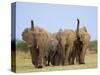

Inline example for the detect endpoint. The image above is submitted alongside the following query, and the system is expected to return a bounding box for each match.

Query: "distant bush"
[89,40,97,53]
[16,40,28,52]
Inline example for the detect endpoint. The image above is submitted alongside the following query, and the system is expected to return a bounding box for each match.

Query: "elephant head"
[22,20,50,68]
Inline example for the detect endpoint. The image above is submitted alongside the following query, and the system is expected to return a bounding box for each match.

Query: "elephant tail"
[31,20,34,31]
[76,18,80,38]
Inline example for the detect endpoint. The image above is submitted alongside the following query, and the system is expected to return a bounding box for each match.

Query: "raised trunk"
[76,18,80,38]
[31,20,34,31]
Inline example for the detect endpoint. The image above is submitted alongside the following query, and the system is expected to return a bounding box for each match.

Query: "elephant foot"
[61,62,65,66]
[37,64,43,68]
[79,62,85,64]
[45,63,49,66]
[68,62,74,65]
[70,61,75,65]
[70,63,74,65]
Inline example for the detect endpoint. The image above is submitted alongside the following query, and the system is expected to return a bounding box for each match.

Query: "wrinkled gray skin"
[22,28,39,68]
[55,19,89,65]
[69,19,90,64]
[70,37,83,64]
[22,20,51,68]
[56,28,76,65]
[77,26,90,64]
[45,39,59,66]
[56,29,66,65]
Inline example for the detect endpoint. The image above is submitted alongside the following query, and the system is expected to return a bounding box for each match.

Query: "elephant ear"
[83,26,87,32]
[31,20,34,31]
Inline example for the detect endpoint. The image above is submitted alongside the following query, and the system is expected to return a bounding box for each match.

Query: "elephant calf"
[45,38,59,66]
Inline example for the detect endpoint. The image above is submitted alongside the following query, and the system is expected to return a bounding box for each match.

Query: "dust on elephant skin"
[22,20,51,68]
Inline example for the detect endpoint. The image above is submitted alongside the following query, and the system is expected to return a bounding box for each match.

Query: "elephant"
[44,38,59,66]
[22,20,51,68]
[56,28,77,65]
[55,18,90,65]
[55,29,67,65]
[63,29,77,65]
[69,19,90,64]
[76,26,90,64]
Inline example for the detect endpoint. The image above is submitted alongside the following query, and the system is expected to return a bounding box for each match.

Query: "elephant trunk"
[31,20,34,31]
[76,18,80,38]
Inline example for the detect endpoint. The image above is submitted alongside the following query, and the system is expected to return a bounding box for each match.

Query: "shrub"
[16,40,28,52]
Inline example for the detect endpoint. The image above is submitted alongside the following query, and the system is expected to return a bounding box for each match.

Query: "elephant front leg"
[65,47,72,65]
[79,45,87,64]
[43,55,50,66]
[29,48,38,68]
[37,48,44,68]
[69,53,75,65]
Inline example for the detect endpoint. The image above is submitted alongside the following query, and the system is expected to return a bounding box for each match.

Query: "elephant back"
[63,29,76,46]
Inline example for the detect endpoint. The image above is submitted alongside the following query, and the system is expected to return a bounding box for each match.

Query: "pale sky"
[12,2,97,41]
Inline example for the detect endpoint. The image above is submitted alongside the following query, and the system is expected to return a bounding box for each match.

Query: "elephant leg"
[44,50,50,66]
[65,46,72,65]
[61,47,65,65]
[29,47,38,68]
[50,56,55,65]
[54,54,60,66]
[72,49,77,64]
[68,52,73,65]
[70,52,75,65]
[50,55,57,66]
[57,50,64,65]
[76,53,80,64]
[71,56,75,64]
[68,53,71,64]
[47,55,50,66]
[61,55,65,65]
[75,47,80,64]
[79,45,86,64]
[43,56,48,66]
[79,52,85,64]
[37,48,44,68]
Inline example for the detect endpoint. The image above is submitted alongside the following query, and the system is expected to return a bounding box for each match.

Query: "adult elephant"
[77,26,90,64]
[56,19,86,65]
[63,29,77,65]
[56,27,76,65]
[70,19,90,64]
[22,20,51,68]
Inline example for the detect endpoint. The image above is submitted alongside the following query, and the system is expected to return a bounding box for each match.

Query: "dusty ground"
[15,51,97,73]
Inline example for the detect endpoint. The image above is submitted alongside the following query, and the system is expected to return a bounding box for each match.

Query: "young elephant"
[45,38,59,66]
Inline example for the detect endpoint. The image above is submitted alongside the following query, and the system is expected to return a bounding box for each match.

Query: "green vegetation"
[16,40,28,52]
[89,40,97,52]
[16,40,97,53]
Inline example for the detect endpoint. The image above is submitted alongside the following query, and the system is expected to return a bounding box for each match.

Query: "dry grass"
[15,50,97,73]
